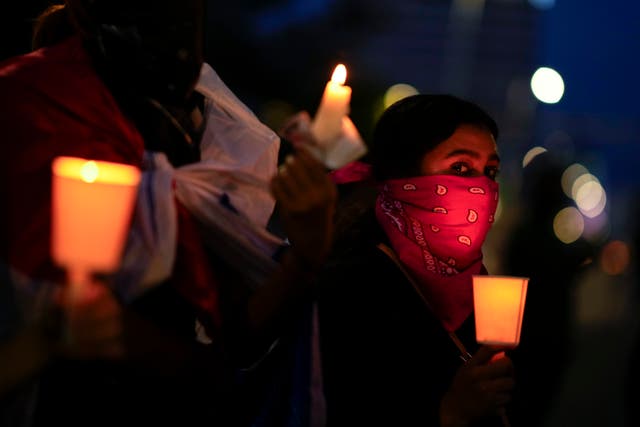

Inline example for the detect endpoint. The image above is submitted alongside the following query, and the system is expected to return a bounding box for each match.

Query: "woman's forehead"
[434,125,498,158]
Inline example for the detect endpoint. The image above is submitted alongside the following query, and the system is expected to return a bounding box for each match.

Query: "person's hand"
[440,346,515,427]
[56,280,125,360]
[270,146,337,271]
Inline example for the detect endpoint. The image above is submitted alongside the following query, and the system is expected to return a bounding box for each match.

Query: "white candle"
[311,64,352,145]
[51,156,141,288]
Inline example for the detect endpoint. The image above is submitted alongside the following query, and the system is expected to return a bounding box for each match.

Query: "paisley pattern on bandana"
[375,174,498,331]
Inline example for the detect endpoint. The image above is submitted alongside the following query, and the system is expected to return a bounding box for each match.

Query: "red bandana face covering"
[375,174,499,331]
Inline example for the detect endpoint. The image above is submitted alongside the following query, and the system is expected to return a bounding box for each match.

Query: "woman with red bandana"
[318,94,515,427]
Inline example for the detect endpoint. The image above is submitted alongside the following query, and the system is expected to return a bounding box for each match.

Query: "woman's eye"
[485,167,500,180]
[451,163,470,175]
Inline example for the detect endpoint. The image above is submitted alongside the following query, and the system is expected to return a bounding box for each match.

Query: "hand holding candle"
[471,276,527,427]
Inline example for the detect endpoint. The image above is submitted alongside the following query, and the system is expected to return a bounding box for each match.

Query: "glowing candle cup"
[52,157,141,290]
[472,275,529,348]
[311,64,352,145]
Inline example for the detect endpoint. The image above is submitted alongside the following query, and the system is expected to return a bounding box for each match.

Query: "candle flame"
[53,156,141,185]
[331,64,347,85]
[80,161,99,183]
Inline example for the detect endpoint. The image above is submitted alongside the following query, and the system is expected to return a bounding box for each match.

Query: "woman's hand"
[440,346,515,427]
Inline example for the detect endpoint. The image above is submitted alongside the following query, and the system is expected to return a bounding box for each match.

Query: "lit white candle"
[51,156,141,290]
[311,64,352,145]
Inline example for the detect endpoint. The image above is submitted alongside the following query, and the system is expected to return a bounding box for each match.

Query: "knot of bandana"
[375,174,498,331]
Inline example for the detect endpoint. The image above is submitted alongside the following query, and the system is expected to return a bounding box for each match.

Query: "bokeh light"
[531,67,565,104]
[600,240,631,276]
[561,163,589,198]
[574,179,606,218]
[553,206,584,244]
[522,146,547,167]
[571,173,598,200]
[383,83,419,109]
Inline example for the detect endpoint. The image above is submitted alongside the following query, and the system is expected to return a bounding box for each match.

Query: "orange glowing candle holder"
[311,64,352,145]
[472,275,529,348]
[51,156,141,287]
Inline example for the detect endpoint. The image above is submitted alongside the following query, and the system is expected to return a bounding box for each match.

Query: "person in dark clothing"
[0,1,336,426]
[318,94,515,427]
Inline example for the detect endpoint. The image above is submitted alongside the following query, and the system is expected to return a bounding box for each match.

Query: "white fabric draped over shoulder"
[114,63,284,302]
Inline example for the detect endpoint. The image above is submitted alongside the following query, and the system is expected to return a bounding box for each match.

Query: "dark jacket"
[318,209,506,426]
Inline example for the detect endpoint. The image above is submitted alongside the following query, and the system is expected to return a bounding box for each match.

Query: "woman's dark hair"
[370,94,499,181]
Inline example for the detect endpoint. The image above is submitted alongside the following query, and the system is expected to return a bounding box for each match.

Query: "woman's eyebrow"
[444,149,500,162]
